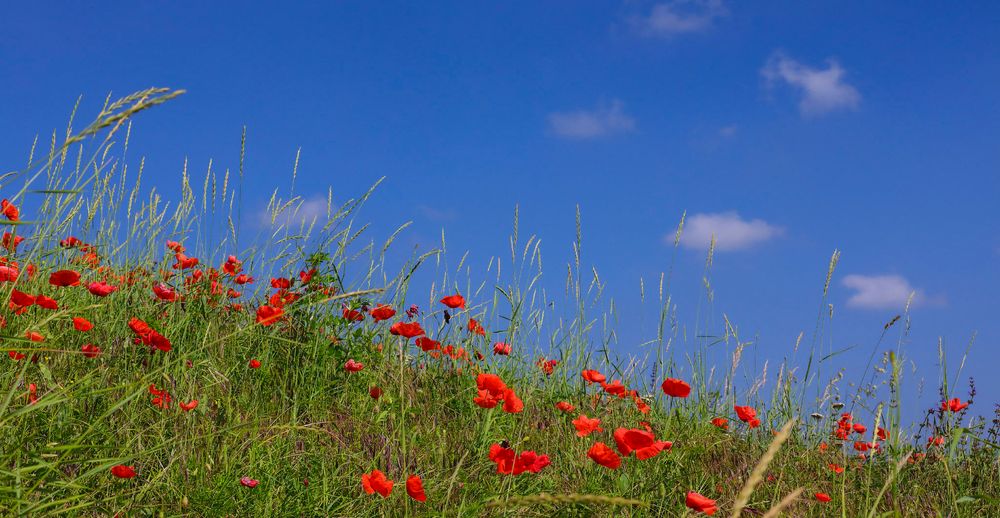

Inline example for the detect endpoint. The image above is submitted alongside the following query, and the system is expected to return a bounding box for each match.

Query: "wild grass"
[0,89,997,516]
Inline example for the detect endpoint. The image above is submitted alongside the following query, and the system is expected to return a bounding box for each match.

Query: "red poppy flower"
[81,344,102,358]
[581,369,606,384]
[492,342,512,355]
[473,389,501,409]
[415,336,440,352]
[572,414,603,437]
[342,307,365,322]
[369,386,383,400]
[928,436,945,447]
[390,321,425,339]
[35,295,58,310]
[587,442,622,470]
[2,232,24,251]
[249,358,261,369]
[815,492,831,502]
[711,417,729,430]
[613,427,672,459]
[25,331,44,342]
[406,475,427,502]
[369,304,396,321]
[537,358,558,375]
[256,305,284,326]
[686,491,718,515]
[828,463,844,474]
[270,277,291,289]
[48,269,81,287]
[87,281,118,297]
[467,318,486,335]
[556,401,575,413]
[152,283,178,301]
[179,400,199,411]
[941,398,969,412]
[1,199,19,221]
[734,405,757,423]
[361,469,393,497]
[876,427,888,441]
[111,465,136,479]
[440,294,465,309]
[240,476,259,488]
[10,289,35,307]
[127,317,171,352]
[601,380,627,397]
[488,443,551,475]
[344,359,364,372]
[73,317,93,332]
[8,350,25,361]
[661,377,691,398]
[502,389,524,414]
[0,265,19,282]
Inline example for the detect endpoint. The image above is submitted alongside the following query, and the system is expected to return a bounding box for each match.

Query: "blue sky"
[2,2,998,417]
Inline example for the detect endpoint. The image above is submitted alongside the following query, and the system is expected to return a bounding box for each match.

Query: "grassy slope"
[1,90,997,516]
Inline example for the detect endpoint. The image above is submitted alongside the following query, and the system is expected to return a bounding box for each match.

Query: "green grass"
[0,88,997,516]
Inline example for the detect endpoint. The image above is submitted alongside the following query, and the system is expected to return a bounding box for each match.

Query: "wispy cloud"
[676,211,783,251]
[417,204,459,223]
[260,194,329,227]
[547,99,636,140]
[629,0,728,37]
[841,274,941,310]
[761,52,861,117]
[718,124,738,137]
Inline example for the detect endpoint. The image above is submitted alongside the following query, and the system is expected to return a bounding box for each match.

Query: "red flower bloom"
[661,377,691,398]
[10,289,35,307]
[415,336,440,351]
[601,380,627,397]
[613,427,672,460]
[49,269,81,287]
[815,492,831,502]
[110,465,136,479]
[572,414,603,437]
[87,281,117,297]
[361,469,393,497]
[685,491,718,516]
[1,199,19,221]
[711,417,729,430]
[941,398,969,412]
[467,318,486,335]
[249,358,261,369]
[492,342,512,355]
[440,294,466,309]
[240,476,259,488]
[152,283,178,301]
[734,405,757,423]
[73,317,93,331]
[556,401,575,413]
[34,295,57,310]
[587,442,622,469]
[390,321,425,339]
[8,350,25,361]
[501,389,524,414]
[342,307,365,322]
[344,359,364,372]
[406,475,427,502]
[488,443,550,475]
[25,331,44,342]
[369,386,383,400]
[581,369,606,384]
[369,304,396,321]
[828,463,844,474]
[256,305,284,326]
[80,344,102,358]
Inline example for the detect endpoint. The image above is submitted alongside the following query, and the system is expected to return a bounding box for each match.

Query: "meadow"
[0,88,996,516]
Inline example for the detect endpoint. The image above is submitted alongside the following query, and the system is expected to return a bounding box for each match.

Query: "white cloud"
[677,212,783,251]
[261,194,328,227]
[417,204,458,222]
[761,52,861,117]
[630,0,728,37]
[841,274,940,310]
[547,99,636,139]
